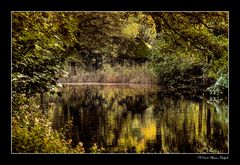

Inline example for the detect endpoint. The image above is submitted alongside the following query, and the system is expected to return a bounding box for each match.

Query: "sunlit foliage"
[12,12,73,96]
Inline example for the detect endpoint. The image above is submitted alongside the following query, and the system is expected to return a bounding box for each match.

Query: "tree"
[149,12,228,78]
[147,12,228,94]
[12,12,74,96]
[65,12,156,69]
[67,12,127,68]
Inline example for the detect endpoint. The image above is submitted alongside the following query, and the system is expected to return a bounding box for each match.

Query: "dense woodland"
[12,12,228,153]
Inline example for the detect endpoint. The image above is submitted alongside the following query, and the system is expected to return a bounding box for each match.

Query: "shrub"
[89,143,105,153]
[207,73,228,96]
[12,94,84,153]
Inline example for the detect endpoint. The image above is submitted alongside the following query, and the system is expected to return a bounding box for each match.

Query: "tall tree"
[149,12,228,79]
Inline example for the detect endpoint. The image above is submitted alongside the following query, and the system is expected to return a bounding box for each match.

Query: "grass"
[58,63,158,84]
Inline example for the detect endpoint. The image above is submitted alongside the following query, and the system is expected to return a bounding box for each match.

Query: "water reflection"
[47,85,228,153]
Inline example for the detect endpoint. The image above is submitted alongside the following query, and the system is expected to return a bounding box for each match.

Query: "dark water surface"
[45,84,228,153]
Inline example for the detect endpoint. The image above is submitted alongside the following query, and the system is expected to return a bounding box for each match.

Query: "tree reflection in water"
[47,85,228,153]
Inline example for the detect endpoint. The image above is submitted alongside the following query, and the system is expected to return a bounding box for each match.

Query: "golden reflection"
[116,107,157,153]
[47,85,228,153]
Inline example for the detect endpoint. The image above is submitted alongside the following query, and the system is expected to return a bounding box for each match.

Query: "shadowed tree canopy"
[148,12,228,79]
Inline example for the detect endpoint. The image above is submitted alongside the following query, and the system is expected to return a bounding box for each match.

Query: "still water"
[45,84,228,153]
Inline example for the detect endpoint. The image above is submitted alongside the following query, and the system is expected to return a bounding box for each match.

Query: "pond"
[44,84,228,153]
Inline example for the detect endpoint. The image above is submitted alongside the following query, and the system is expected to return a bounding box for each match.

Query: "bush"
[12,94,85,153]
[207,74,228,96]
[89,143,105,153]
